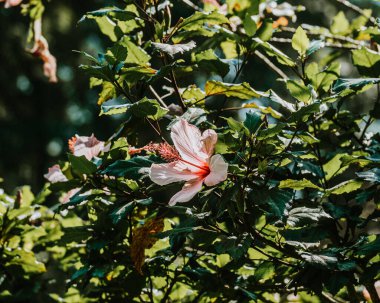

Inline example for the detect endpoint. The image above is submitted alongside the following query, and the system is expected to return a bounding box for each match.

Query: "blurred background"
[0,0,379,192]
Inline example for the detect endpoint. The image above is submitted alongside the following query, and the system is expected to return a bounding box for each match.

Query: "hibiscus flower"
[44,164,68,183]
[149,119,228,205]
[68,134,109,161]
[0,0,22,8]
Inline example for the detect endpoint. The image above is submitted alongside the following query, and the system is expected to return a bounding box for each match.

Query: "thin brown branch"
[254,50,289,80]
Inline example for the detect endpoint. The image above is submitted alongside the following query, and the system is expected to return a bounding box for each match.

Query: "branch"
[335,0,377,25]
[149,85,169,109]
[179,0,203,12]
[254,50,289,80]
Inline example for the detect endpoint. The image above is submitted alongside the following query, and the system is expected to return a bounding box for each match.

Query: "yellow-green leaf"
[292,27,310,56]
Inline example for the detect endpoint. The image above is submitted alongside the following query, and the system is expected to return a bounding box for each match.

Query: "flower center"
[179,158,210,176]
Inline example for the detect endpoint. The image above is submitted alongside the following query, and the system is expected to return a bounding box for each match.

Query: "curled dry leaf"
[29,19,58,83]
[130,218,164,275]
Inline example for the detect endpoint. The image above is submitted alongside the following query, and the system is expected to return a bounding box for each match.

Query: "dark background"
[0,0,379,192]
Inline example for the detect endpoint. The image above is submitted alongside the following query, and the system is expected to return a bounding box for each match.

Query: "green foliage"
[4,0,380,302]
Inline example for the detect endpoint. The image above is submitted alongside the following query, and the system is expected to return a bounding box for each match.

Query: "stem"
[282,26,366,47]
[366,283,380,303]
[311,116,328,188]
[270,37,361,50]
[160,269,179,303]
[335,0,377,25]
[163,55,186,111]
[179,0,203,12]
[147,274,155,303]
[149,85,169,109]
[359,84,380,143]
[254,50,289,80]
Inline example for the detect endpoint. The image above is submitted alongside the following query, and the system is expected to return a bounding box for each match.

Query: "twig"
[270,37,361,50]
[335,0,377,25]
[282,26,366,47]
[149,85,169,109]
[359,84,380,142]
[162,54,187,111]
[160,269,179,303]
[321,291,348,303]
[254,50,289,80]
[179,0,203,12]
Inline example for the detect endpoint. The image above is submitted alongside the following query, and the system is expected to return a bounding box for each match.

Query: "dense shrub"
[1,0,380,302]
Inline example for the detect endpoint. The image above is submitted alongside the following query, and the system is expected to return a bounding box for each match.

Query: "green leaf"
[182,86,206,104]
[102,157,153,178]
[80,65,113,82]
[356,168,380,183]
[253,38,296,67]
[224,117,244,132]
[288,103,321,123]
[257,123,286,139]
[251,188,293,221]
[323,154,342,181]
[68,154,97,175]
[279,178,323,191]
[266,90,296,112]
[352,47,380,77]
[301,252,338,267]
[5,250,46,273]
[287,207,331,227]
[330,11,350,35]
[306,40,325,57]
[356,237,380,256]
[292,27,310,56]
[79,7,138,23]
[256,19,274,42]
[108,42,128,62]
[243,111,262,134]
[331,78,380,94]
[306,62,341,93]
[101,98,168,119]
[110,201,135,224]
[97,81,116,105]
[129,98,168,119]
[179,11,229,31]
[121,38,151,65]
[194,49,230,77]
[286,80,312,103]
[205,81,262,99]
[94,16,119,42]
[243,14,257,37]
[100,103,131,116]
[327,180,363,195]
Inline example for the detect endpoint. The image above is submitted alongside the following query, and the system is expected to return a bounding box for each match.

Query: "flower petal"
[72,134,105,160]
[171,119,208,165]
[150,161,197,186]
[204,154,228,186]
[169,178,203,205]
[201,129,218,156]
[44,165,68,183]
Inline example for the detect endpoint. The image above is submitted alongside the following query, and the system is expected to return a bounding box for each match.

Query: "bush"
[1,0,380,302]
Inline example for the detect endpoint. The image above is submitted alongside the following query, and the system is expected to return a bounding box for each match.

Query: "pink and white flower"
[68,134,109,160]
[44,164,68,183]
[0,0,22,8]
[149,119,228,205]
